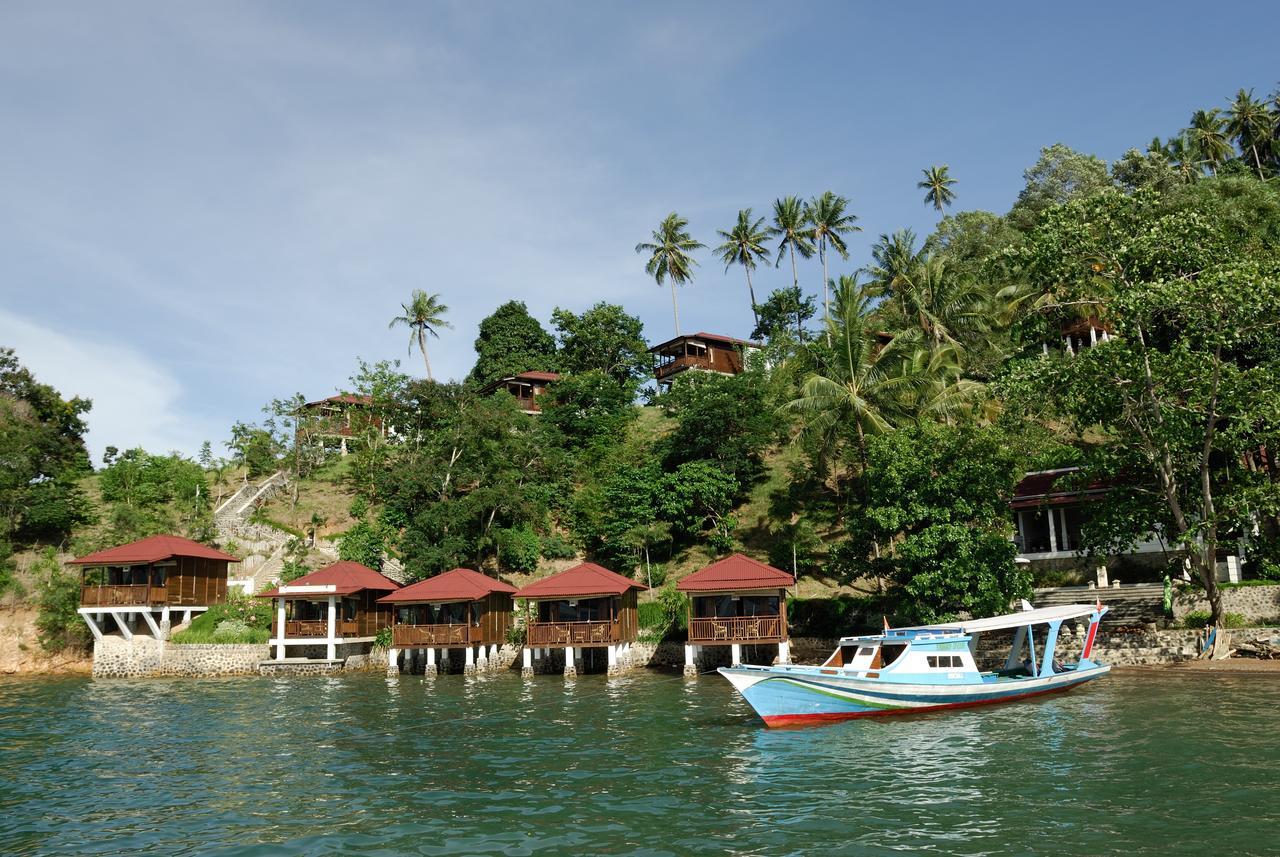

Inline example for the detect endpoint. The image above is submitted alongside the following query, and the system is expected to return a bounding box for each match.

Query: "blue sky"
[1,2,1275,462]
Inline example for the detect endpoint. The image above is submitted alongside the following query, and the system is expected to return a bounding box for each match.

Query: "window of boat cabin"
[878,643,907,668]
[926,655,964,669]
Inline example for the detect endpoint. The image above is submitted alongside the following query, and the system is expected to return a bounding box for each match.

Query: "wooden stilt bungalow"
[70,535,238,641]
[258,561,399,664]
[514,563,644,676]
[676,553,795,674]
[378,568,516,675]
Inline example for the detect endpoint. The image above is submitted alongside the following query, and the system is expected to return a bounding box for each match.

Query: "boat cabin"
[676,553,794,673]
[378,568,516,674]
[258,561,400,663]
[513,562,644,676]
[71,534,238,641]
[649,332,760,388]
[479,371,560,414]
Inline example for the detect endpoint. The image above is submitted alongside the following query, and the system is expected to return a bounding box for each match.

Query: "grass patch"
[1179,610,1249,629]
[171,592,273,644]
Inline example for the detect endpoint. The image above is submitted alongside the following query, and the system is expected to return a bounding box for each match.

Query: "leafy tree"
[550,302,649,384]
[918,165,958,212]
[635,212,704,337]
[468,300,557,386]
[198,441,214,469]
[539,370,635,453]
[591,463,665,569]
[33,548,91,652]
[1111,148,1183,194]
[660,461,739,553]
[1002,186,1280,624]
[769,195,815,294]
[389,290,452,381]
[495,524,541,572]
[97,449,214,544]
[661,366,779,490]
[714,208,771,329]
[1008,144,1111,230]
[751,286,817,343]
[805,192,860,335]
[338,520,387,570]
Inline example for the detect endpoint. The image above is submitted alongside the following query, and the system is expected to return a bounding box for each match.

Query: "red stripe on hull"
[760,682,1082,728]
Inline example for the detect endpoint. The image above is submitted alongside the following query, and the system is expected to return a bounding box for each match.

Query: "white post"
[140,611,163,640]
[387,648,400,675]
[110,611,133,641]
[326,595,337,661]
[82,613,104,643]
[1096,565,1109,589]
[684,643,695,669]
[522,647,533,676]
[476,644,488,670]
[607,644,618,667]
[489,643,499,661]
[778,640,791,664]
[276,598,286,660]
[730,642,742,665]
[1226,555,1241,584]
[160,606,171,638]
[1047,507,1059,553]
[564,646,577,676]
[426,647,437,675]
[464,644,476,674]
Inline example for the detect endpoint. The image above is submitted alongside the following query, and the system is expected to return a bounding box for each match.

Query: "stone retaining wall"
[92,637,269,678]
[1173,585,1280,623]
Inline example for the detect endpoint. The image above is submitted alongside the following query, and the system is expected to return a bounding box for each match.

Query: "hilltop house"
[677,553,795,674]
[649,332,760,388]
[379,567,516,674]
[514,562,644,676]
[258,561,399,665]
[72,535,238,641]
[478,371,560,414]
[296,394,388,455]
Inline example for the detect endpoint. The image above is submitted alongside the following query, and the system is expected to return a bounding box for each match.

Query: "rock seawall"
[1173,584,1280,623]
[93,637,269,678]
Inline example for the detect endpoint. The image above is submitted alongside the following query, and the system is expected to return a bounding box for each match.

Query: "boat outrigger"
[719,603,1110,727]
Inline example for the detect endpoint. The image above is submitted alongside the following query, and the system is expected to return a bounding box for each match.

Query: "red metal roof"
[70,534,238,566]
[303,394,373,408]
[513,562,644,599]
[648,332,763,353]
[258,561,401,598]
[676,553,795,592]
[1011,468,1112,509]
[379,568,517,603]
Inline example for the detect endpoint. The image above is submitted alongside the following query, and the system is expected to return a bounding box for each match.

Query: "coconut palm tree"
[918,165,958,212]
[784,275,907,472]
[636,212,704,337]
[1188,109,1233,176]
[1163,133,1200,184]
[864,229,927,298]
[714,209,771,330]
[806,192,860,339]
[1226,88,1274,179]
[388,290,451,381]
[769,196,815,293]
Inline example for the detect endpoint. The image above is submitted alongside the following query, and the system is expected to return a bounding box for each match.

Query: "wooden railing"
[655,354,718,380]
[688,615,784,644]
[527,620,619,646]
[513,396,542,413]
[277,619,359,638]
[393,624,473,647]
[81,584,168,607]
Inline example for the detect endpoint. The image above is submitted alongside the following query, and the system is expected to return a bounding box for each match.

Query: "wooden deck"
[81,584,168,607]
[527,620,620,647]
[688,615,784,644]
[276,619,359,637]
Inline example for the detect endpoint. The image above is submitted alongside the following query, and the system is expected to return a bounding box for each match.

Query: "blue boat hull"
[719,663,1111,727]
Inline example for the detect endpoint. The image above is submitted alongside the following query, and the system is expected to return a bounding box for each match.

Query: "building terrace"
[478,370,560,414]
[648,332,760,387]
[379,567,516,674]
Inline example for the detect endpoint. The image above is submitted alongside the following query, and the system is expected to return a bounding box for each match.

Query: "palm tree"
[1188,108,1232,176]
[714,209,771,329]
[865,229,927,298]
[388,290,452,380]
[784,275,906,472]
[806,192,860,338]
[636,212,704,337]
[1226,88,1274,179]
[918,165,958,212]
[1163,133,1200,184]
[769,196,815,294]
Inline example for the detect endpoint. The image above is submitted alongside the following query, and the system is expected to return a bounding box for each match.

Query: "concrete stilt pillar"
[275,598,286,661]
[522,647,534,678]
[476,643,488,671]
[425,647,437,677]
[325,596,337,661]
[387,648,401,675]
[777,640,791,665]
[730,642,742,665]
[684,643,699,677]
[564,646,577,677]
[489,643,500,661]
[464,644,476,675]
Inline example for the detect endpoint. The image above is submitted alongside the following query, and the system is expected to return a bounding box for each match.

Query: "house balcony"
[687,615,784,645]
[527,620,620,647]
[275,618,359,638]
[81,584,168,607]
[392,623,477,647]
[655,355,720,381]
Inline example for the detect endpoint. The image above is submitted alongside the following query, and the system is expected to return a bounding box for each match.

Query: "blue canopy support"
[1038,620,1063,678]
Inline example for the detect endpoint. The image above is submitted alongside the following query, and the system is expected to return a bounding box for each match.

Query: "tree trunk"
[745,266,759,332]
[418,328,433,381]
[669,281,681,337]
[821,238,831,347]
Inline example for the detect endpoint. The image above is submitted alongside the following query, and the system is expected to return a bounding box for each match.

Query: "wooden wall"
[168,556,230,606]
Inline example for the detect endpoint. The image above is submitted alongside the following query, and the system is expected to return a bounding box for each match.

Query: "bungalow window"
[1016,504,1088,554]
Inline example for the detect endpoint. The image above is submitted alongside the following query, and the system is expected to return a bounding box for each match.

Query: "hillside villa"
[258,561,400,665]
[649,332,760,388]
[379,567,516,674]
[478,370,560,413]
[676,553,795,675]
[514,562,644,676]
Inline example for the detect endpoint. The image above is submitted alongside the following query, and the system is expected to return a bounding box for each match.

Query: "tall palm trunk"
[744,267,759,330]
[669,282,681,336]
[820,237,831,346]
[418,328,433,381]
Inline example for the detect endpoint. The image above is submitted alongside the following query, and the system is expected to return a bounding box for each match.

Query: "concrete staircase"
[215,472,293,594]
[1033,583,1165,627]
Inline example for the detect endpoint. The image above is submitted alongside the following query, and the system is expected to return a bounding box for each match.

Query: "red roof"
[303,394,373,408]
[513,563,644,599]
[379,568,517,603]
[676,553,795,592]
[70,535,238,566]
[258,561,401,598]
[1011,468,1112,510]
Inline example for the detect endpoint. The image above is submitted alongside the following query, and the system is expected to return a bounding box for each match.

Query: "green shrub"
[496,525,541,573]
[172,589,272,643]
[338,521,386,570]
[213,619,252,640]
[638,586,687,642]
[787,595,876,638]
[374,627,392,649]
[539,532,577,560]
[1181,610,1249,629]
[33,548,90,653]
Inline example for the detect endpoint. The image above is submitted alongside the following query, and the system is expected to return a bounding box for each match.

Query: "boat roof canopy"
[903,604,1101,635]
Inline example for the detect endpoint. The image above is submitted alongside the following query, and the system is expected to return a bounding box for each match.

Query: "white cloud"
[0,309,216,463]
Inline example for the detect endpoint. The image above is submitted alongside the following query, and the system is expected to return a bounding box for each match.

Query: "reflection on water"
[1,670,1278,855]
